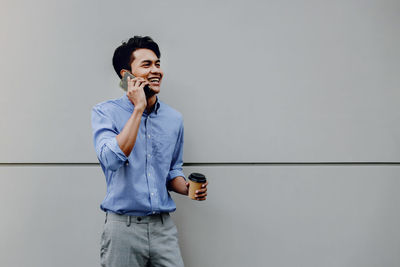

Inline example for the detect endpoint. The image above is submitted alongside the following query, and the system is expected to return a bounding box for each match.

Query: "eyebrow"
[141,59,160,64]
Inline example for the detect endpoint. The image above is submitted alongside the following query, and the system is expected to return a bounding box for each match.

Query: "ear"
[120,69,130,78]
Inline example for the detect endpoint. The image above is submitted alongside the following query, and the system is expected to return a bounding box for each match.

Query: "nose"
[150,64,161,74]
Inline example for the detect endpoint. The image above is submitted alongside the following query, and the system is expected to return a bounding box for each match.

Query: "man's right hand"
[126,76,149,112]
[116,76,149,157]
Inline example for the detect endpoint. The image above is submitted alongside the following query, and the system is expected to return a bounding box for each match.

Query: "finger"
[201,181,208,188]
[195,188,207,194]
[130,77,142,86]
[196,197,207,201]
[135,79,148,89]
[127,76,133,85]
[195,192,207,198]
[135,77,145,84]
[135,80,142,88]
[128,78,136,88]
[133,78,140,87]
[139,80,150,88]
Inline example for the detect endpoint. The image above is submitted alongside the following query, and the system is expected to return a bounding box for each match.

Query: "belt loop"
[160,213,164,224]
[126,216,131,227]
[105,212,108,224]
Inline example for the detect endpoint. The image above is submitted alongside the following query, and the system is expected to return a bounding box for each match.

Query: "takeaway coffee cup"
[188,173,207,200]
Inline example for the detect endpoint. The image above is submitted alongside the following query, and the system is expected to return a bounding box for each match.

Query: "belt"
[105,212,168,226]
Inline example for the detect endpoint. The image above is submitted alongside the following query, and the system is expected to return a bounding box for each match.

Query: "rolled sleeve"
[105,137,128,162]
[168,169,185,181]
[92,105,127,171]
[167,121,185,181]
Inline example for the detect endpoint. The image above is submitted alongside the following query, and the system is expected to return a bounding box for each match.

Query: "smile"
[149,78,160,83]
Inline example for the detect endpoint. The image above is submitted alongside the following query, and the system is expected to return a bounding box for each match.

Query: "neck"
[146,95,157,113]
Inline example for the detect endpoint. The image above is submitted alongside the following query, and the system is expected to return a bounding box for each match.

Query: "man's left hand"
[186,181,208,201]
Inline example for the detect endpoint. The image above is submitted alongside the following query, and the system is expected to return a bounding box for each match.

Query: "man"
[91,36,208,267]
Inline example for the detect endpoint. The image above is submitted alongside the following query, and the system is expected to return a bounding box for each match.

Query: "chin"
[151,87,161,94]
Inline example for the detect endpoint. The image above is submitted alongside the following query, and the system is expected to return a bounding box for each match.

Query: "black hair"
[112,36,161,79]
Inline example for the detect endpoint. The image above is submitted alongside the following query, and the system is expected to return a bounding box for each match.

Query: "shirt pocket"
[152,134,175,162]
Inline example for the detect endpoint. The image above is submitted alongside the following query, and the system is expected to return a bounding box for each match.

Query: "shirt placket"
[145,114,159,214]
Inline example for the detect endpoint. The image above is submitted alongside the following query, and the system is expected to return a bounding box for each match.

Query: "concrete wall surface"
[1,166,400,267]
[1,0,399,163]
[1,0,399,266]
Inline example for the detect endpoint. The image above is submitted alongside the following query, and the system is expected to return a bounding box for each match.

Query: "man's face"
[130,48,163,94]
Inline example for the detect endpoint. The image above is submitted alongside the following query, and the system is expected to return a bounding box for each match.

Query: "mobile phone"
[119,72,155,99]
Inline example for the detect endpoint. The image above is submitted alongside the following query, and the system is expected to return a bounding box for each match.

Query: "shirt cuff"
[168,170,186,181]
[105,137,128,162]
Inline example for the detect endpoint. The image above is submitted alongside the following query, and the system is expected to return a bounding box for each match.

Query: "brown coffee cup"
[188,173,207,200]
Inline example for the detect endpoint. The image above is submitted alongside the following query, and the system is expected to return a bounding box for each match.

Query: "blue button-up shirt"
[91,94,185,216]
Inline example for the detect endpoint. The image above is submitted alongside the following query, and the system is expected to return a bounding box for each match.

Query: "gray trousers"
[100,212,184,267]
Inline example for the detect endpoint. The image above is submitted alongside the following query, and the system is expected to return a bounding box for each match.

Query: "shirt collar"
[121,94,161,115]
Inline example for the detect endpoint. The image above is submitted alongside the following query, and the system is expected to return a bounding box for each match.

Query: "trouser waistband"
[105,212,168,226]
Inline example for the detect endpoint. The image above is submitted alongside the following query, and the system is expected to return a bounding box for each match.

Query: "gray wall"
[1,0,399,266]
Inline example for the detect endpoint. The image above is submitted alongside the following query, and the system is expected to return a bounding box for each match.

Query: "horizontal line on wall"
[0,162,399,167]
[185,162,400,166]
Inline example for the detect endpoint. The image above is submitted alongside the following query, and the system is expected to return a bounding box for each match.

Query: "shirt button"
[148,135,151,138]
[148,173,151,176]
[151,193,154,196]
[153,211,156,214]
[148,154,151,157]
[125,162,129,166]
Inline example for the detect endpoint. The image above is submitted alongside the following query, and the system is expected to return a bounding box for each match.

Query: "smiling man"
[91,36,208,267]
